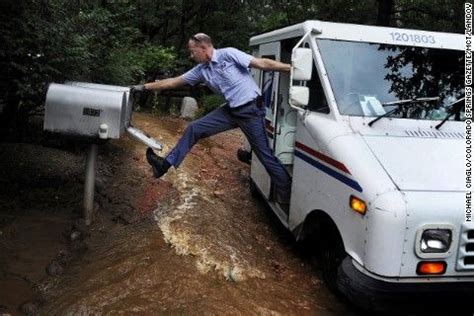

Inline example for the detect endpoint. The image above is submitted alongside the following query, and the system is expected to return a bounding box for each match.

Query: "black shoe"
[146,147,169,178]
[236,148,252,164]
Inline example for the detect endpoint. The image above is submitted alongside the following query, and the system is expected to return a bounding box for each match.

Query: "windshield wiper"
[435,97,465,129]
[368,97,440,127]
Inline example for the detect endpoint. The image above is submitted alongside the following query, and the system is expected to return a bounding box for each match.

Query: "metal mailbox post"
[44,82,163,225]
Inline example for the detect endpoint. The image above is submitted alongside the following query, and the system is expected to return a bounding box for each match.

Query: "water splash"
[154,172,265,281]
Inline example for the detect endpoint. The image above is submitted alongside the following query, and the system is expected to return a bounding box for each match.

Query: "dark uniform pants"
[165,99,291,203]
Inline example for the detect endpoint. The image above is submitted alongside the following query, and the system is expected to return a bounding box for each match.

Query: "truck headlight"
[420,229,452,253]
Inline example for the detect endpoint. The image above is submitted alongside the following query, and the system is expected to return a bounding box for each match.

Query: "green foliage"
[0,0,465,133]
[0,0,177,129]
[99,45,177,85]
[393,0,465,33]
[196,95,226,118]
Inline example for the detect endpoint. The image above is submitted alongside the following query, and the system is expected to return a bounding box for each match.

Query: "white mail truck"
[248,20,471,308]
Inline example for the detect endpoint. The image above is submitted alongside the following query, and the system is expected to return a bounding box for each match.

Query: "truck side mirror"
[290,86,309,107]
[289,47,313,109]
[292,48,313,81]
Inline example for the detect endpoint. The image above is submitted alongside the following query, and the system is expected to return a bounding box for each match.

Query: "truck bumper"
[337,257,474,311]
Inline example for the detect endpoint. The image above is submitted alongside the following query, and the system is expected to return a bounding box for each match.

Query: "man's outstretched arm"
[249,57,291,72]
[143,76,188,91]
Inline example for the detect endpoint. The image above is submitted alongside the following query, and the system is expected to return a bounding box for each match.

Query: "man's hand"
[130,84,146,92]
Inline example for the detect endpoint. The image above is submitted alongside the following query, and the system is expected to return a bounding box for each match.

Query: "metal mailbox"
[43,81,164,226]
[45,82,162,150]
[67,81,133,128]
[44,83,127,139]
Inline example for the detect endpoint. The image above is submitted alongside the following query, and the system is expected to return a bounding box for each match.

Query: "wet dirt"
[0,112,355,315]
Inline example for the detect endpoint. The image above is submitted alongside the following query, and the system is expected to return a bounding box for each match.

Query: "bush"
[196,95,226,118]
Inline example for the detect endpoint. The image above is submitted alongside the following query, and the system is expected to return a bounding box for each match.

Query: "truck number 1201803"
[390,32,436,44]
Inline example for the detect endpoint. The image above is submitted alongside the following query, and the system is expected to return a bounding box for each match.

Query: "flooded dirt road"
[1,112,355,314]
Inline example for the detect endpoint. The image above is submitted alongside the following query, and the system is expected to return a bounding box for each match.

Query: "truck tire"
[318,221,346,293]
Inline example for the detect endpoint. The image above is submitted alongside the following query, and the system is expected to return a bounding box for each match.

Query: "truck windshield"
[316,39,465,121]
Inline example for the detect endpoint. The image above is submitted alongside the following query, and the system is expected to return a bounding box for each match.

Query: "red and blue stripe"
[294,142,363,193]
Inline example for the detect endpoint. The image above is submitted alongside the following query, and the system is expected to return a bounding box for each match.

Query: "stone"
[213,190,225,197]
[18,301,39,315]
[73,219,88,234]
[57,249,73,265]
[46,260,64,276]
[180,97,198,119]
[71,240,88,253]
[95,177,105,195]
[70,230,82,241]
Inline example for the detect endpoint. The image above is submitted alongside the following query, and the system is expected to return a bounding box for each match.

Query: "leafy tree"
[393,0,465,33]
[0,0,177,135]
[0,0,465,137]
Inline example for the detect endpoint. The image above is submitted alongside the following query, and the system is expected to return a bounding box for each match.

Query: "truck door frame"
[250,42,282,201]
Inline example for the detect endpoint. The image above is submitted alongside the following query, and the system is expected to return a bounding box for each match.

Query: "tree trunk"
[178,0,190,51]
[376,0,394,26]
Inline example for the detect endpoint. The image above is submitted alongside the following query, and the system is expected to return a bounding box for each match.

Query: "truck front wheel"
[317,219,346,292]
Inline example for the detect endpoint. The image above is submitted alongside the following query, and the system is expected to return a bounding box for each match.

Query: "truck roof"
[249,20,463,50]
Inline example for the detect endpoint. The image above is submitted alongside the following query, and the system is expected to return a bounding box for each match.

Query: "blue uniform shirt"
[182,47,261,108]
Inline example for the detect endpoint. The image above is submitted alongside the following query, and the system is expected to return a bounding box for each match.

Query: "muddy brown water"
[1,113,355,315]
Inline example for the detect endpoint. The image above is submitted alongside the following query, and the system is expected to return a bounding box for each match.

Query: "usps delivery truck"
[248,20,471,308]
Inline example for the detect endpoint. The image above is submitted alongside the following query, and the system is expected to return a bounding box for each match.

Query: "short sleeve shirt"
[182,47,261,108]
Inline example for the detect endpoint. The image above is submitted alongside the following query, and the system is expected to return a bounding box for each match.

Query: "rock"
[180,97,198,119]
[111,210,137,225]
[70,230,82,241]
[213,190,225,197]
[95,177,105,195]
[46,260,63,276]
[56,249,73,265]
[63,220,89,242]
[73,219,88,235]
[93,202,101,217]
[71,240,88,253]
[18,301,39,315]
